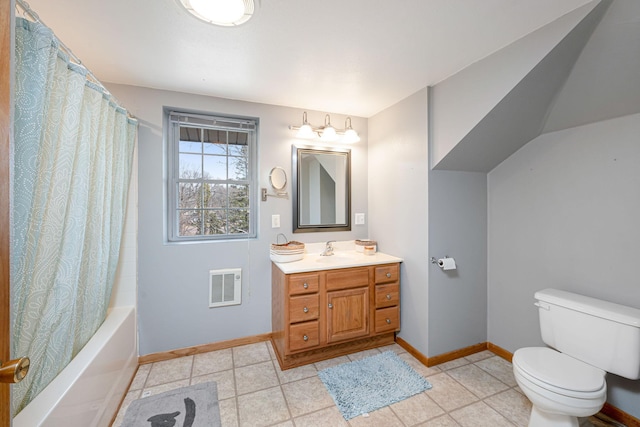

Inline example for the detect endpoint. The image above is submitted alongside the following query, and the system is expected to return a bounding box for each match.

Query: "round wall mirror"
[269,167,287,191]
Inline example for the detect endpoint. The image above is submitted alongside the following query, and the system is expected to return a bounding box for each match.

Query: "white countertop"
[273,250,403,274]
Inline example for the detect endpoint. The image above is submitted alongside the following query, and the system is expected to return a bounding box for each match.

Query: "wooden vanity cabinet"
[271,262,400,370]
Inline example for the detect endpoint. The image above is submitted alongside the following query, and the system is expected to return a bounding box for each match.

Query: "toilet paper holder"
[430,256,450,264]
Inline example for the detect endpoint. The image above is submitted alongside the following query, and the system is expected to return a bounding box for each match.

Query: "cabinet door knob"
[303,307,309,313]
[303,283,309,289]
[386,272,391,278]
[303,335,309,341]
[386,294,391,300]
[386,318,391,324]
[328,303,333,309]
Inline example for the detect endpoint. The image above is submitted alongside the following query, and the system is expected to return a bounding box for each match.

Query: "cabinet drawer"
[289,273,319,295]
[375,306,400,333]
[374,264,399,284]
[375,283,399,308]
[326,268,369,291]
[289,294,319,323]
[288,321,320,352]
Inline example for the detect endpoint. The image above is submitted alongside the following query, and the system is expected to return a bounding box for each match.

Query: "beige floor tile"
[434,358,469,371]
[145,356,193,387]
[282,376,335,417]
[234,360,279,395]
[376,343,407,355]
[348,406,404,427]
[475,356,518,387]
[347,348,382,361]
[233,342,271,367]
[425,373,479,412]
[128,363,151,391]
[275,362,318,384]
[237,386,290,427]
[271,422,295,427]
[450,401,514,427]
[219,397,239,427]
[192,348,233,376]
[314,355,351,371]
[447,364,510,399]
[484,388,532,427]
[398,353,441,377]
[141,379,191,398]
[190,369,236,400]
[389,392,445,425]
[266,340,278,359]
[464,350,495,363]
[416,414,462,427]
[294,406,349,427]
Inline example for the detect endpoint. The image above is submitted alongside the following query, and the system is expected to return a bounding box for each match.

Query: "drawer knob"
[386,272,391,278]
[303,283,309,289]
[303,335,309,341]
[386,318,391,324]
[303,307,309,313]
[386,294,391,300]
[328,303,333,309]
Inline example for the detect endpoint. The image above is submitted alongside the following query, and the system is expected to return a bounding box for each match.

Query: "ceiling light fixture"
[179,0,255,27]
[289,112,360,143]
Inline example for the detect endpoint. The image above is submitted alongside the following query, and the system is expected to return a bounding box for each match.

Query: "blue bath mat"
[318,351,432,420]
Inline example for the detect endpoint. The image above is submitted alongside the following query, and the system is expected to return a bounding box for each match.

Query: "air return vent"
[209,268,241,308]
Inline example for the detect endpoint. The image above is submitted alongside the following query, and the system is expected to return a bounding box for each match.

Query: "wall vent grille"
[209,268,241,308]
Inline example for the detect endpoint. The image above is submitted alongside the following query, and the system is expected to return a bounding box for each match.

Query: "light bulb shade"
[342,128,360,143]
[320,126,338,142]
[296,124,316,139]
[181,0,255,26]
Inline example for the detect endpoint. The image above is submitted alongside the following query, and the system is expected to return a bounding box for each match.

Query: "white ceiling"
[20,0,592,118]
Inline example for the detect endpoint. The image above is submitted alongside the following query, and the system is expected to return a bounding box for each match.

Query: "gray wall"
[106,83,369,356]
[488,112,640,418]
[368,89,430,355]
[428,169,487,356]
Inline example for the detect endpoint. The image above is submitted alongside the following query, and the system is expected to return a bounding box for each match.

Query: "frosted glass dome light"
[180,0,255,27]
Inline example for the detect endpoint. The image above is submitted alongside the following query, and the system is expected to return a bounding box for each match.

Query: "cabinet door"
[327,287,369,343]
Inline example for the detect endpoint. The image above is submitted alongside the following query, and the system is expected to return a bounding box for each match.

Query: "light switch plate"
[272,214,281,228]
[355,213,365,225]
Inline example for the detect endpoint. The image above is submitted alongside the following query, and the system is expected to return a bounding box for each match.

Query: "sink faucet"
[320,241,335,256]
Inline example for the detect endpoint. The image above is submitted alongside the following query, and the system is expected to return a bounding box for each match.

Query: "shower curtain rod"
[15,0,135,119]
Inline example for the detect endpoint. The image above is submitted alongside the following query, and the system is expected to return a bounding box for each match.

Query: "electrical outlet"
[355,213,365,225]
[272,214,281,228]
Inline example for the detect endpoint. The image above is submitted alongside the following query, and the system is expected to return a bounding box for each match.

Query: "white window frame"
[166,110,258,242]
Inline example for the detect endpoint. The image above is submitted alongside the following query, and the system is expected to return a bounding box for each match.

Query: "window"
[167,111,257,241]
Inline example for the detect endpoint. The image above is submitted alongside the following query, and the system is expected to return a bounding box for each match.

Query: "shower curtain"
[11,17,137,414]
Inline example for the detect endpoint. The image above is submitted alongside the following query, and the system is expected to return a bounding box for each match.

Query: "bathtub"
[13,306,137,427]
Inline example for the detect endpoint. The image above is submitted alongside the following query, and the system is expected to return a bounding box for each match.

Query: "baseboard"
[486,342,512,362]
[601,402,640,427]
[138,332,273,365]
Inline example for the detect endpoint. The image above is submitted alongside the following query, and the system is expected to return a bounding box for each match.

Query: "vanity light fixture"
[289,112,360,143]
[179,0,255,27]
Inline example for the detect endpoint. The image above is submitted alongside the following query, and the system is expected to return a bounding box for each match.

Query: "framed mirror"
[292,145,351,233]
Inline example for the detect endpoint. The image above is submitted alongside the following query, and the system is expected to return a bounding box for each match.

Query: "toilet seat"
[513,347,606,399]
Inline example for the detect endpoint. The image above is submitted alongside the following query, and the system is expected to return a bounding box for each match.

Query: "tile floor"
[112,341,612,427]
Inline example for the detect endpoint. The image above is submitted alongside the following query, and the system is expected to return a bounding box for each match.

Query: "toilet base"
[529,406,579,427]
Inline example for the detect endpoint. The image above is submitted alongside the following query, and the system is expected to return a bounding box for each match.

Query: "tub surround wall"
[106,83,368,356]
[488,113,640,418]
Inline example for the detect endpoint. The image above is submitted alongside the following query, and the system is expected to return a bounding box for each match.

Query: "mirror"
[292,145,351,233]
[269,167,287,191]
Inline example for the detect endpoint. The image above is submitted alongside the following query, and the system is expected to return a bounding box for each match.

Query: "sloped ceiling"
[431,0,620,173]
[543,0,640,132]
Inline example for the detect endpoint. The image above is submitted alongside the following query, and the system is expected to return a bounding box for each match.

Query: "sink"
[315,253,360,263]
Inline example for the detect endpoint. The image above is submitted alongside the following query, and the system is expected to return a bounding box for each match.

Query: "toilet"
[512,288,640,427]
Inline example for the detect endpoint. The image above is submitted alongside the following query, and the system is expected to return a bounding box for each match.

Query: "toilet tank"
[535,288,640,379]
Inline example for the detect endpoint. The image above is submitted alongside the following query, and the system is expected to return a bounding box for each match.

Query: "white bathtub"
[13,306,137,427]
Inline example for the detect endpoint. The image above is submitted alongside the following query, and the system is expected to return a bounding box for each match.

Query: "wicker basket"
[355,239,377,253]
[270,234,305,262]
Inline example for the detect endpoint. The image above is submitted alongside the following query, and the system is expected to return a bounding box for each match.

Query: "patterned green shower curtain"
[11,17,137,414]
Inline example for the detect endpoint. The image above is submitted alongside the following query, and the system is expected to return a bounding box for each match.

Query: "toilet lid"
[514,347,605,393]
